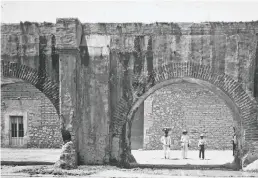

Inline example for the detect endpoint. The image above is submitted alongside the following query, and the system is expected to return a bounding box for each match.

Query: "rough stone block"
[242,152,258,168]
[56,18,83,49]
[54,141,77,169]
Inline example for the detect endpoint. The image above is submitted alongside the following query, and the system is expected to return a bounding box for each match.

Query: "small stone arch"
[111,62,258,168]
[1,61,60,114]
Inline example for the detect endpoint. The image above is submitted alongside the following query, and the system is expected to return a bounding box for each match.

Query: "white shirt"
[180,135,190,144]
[160,136,172,146]
[198,139,207,147]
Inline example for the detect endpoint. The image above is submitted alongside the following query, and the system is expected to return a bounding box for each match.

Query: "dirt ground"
[1,148,257,177]
[132,150,233,165]
[1,148,61,162]
[1,165,258,178]
[1,148,233,165]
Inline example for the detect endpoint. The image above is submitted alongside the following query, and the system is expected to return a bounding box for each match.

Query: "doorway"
[10,116,24,147]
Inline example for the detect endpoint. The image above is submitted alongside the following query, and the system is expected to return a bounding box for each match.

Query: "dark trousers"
[199,145,205,159]
[233,143,236,156]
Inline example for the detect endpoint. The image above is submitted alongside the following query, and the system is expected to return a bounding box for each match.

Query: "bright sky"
[1,0,258,23]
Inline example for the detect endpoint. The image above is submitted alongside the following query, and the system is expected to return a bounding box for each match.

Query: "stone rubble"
[242,152,258,171]
[243,159,258,172]
[54,141,77,169]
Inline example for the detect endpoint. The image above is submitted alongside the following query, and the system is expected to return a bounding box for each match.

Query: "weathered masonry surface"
[1,19,258,167]
[143,83,234,150]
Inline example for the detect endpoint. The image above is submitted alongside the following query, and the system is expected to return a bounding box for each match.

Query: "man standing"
[232,127,237,156]
[198,134,206,160]
[180,130,190,159]
[160,128,172,159]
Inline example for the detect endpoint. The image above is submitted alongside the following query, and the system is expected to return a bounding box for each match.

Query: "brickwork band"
[112,62,258,167]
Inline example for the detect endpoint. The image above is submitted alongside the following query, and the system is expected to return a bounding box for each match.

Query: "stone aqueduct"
[1,18,258,168]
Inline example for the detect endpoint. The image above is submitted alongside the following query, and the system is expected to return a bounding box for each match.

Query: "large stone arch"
[111,62,258,168]
[1,61,60,115]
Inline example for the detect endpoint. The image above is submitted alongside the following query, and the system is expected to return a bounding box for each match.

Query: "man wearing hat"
[198,134,207,160]
[160,127,172,159]
[180,130,190,159]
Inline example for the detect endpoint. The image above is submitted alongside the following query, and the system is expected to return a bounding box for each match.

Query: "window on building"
[10,116,24,138]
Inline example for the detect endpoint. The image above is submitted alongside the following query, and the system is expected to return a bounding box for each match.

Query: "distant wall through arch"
[1,80,62,148]
[136,82,235,150]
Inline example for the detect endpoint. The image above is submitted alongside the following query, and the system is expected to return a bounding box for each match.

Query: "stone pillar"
[120,120,136,167]
[143,96,153,149]
[56,18,83,165]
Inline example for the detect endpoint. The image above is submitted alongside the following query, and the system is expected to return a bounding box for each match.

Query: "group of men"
[160,127,237,160]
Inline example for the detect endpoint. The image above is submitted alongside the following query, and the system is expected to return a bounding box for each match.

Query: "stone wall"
[143,82,234,150]
[1,20,258,166]
[82,22,258,100]
[75,55,110,164]
[1,22,59,82]
[56,19,110,165]
[2,21,258,117]
[1,81,62,148]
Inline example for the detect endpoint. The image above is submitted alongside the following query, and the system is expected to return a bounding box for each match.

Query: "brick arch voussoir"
[111,98,131,136]
[113,62,258,142]
[1,61,60,115]
[201,71,257,126]
[41,82,60,114]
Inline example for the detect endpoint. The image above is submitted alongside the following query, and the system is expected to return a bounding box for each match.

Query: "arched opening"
[130,78,238,165]
[1,61,67,164]
[1,61,60,114]
[1,78,62,148]
[111,62,258,169]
